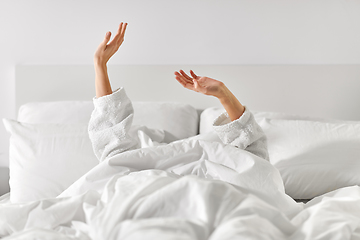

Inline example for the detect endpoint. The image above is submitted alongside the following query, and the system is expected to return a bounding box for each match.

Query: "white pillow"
[258,118,360,199]
[131,102,199,141]
[7,100,198,203]
[199,107,352,135]
[199,107,226,134]
[17,101,94,124]
[18,101,199,140]
[3,119,99,203]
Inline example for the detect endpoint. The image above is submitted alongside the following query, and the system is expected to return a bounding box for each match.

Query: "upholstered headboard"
[4,64,360,198]
[15,64,360,121]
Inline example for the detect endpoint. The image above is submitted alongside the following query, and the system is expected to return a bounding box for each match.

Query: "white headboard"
[15,65,360,121]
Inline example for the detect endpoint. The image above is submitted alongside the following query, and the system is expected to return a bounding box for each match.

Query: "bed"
[1,65,360,239]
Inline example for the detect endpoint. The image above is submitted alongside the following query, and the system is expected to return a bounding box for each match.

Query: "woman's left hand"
[175,69,245,121]
[174,70,227,99]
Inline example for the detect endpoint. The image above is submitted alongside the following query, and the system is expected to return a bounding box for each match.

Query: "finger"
[117,22,124,37]
[190,70,198,79]
[175,75,189,87]
[110,23,125,46]
[175,72,194,90]
[117,23,127,45]
[120,23,128,38]
[177,70,193,84]
[179,70,193,82]
[174,71,189,82]
[118,22,123,33]
[179,70,192,80]
[175,75,187,87]
[102,31,111,45]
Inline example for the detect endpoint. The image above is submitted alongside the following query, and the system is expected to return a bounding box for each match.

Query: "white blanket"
[2,87,360,239]
[2,135,360,239]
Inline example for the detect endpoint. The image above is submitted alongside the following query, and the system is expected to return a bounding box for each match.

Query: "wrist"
[94,54,108,66]
[217,86,245,121]
[216,85,232,103]
[94,61,107,71]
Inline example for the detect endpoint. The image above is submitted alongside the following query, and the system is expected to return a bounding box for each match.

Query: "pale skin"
[94,22,128,98]
[94,23,245,121]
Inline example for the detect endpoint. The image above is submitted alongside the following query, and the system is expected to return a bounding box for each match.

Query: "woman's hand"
[94,23,127,98]
[174,70,245,121]
[174,70,227,99]
[94,22,128,66]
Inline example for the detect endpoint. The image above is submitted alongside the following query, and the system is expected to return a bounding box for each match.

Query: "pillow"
[3,119,99,203]
[18,101,199,140]
[199,107,226,134]
[131,102,199,140]
[17,101,94,124]
[258,118,360,199]
[7,100,198,203]
[199,107,353,135]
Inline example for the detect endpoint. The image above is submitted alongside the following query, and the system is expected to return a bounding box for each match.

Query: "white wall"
[1,0,360,167]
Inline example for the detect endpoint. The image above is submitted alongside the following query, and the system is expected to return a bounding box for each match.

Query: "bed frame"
[15,64,360,121]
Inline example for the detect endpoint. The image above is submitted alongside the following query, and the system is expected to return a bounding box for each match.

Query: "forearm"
[93,23,127,98]
[95,63,113,98]
[213,105,269,160]
[89,87,136,162]
[214,85,268,160]
[218,86,245,121]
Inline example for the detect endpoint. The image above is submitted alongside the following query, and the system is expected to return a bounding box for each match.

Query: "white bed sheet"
[1,133,360,239]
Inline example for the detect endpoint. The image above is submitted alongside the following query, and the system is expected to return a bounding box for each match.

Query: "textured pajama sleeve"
[88,88,137,162]
[213,107,269,161]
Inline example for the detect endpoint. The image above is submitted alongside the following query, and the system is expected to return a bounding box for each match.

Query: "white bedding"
[0,135,295,239]
[1,137,360,239]
[3,92,360,239]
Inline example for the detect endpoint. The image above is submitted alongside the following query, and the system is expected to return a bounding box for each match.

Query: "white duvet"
[1,135,360,239]
[2,86,360,239]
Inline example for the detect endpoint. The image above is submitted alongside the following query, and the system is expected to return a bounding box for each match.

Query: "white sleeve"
[88,88,137,162]
[212,107,269,160]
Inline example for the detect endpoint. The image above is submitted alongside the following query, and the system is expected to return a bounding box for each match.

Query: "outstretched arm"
[89,23,137,162]
[174,70,245,121]
[175,70,268,160]
[94,22,128,98]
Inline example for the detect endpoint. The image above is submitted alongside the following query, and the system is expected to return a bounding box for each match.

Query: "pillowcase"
[199,107,355,135]
[199,107,226,134]
[17,101,94,124]
[131,102,199,141]
[3,119,99,203]
[18,101,199,140]
[258,118,360,199]
[7,100,198,203]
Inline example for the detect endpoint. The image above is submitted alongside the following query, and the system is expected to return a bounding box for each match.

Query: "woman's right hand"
[94,22,128,66]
